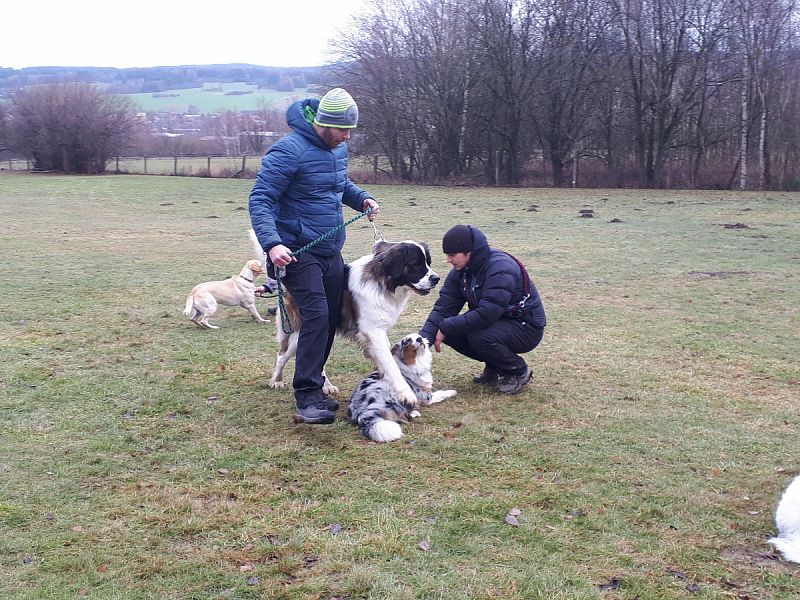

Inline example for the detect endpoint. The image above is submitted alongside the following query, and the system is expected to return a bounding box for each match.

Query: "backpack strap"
[503,251,532,316]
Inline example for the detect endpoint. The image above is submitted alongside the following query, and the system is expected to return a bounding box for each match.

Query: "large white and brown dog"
[347,334,456,442]
[249,230,439,406]
[184,259,269,329]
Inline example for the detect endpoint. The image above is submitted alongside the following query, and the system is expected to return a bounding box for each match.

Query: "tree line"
[2,0,797,189]
[331,0,799,190]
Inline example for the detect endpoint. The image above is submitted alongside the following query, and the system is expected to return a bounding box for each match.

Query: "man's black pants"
[278,251,344,408]
[443,319,544,376]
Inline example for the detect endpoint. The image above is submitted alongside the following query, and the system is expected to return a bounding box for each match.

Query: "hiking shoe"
[472,366,498,385]
[294,405,336,425]
[323,395,340,411]
[495,368,532,395]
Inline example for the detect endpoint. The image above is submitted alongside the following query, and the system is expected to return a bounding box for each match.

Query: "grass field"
[126,83,308,113]
[0,173,798,599]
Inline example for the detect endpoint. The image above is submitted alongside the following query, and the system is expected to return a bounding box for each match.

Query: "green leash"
[274,206,375,334]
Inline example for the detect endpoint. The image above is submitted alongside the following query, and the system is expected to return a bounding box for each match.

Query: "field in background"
[0,173,798,599]
[127,83,309,113]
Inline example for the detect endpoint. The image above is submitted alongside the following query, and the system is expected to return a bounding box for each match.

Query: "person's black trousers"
[443,319,544,376]
[279,251,344,408]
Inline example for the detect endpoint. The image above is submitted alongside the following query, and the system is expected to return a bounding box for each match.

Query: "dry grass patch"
[1,173,799,599]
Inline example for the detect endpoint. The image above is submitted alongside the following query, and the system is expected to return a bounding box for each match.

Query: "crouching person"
[419,225,546,395]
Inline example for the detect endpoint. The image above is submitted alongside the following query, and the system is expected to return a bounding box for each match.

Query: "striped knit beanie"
[314,88,359,129]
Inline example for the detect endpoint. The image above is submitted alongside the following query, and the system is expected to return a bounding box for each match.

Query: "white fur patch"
[769,475,800,563]
[369,420,404,443]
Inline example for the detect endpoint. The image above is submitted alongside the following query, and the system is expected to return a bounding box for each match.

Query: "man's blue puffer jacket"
[249,98,373,256]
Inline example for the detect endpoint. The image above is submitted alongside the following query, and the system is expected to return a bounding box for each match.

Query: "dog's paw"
[322,382,339,396]
[429,389,457,404]
[409,410,421,419]
[270,380,285,389]
[398,387,419,407]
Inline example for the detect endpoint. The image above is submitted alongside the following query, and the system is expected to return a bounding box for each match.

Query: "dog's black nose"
[430,274,440,286]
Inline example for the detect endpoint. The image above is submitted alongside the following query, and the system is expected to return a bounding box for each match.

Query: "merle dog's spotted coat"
[347,334,456,443]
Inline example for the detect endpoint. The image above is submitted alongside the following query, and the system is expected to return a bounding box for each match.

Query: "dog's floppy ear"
[376,245,406,280]
[247,260,264,272]
[372,240,395,255]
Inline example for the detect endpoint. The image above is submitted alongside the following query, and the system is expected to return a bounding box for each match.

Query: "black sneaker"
[472,366,498,385]
[495,368,532,395]
[294,405,336,424]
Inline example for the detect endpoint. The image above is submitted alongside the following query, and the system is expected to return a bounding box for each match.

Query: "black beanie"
[442,224,473,254]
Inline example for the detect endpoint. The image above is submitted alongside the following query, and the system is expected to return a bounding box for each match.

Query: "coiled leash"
[271,206,377,334]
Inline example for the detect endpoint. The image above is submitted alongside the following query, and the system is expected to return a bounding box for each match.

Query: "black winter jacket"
[419,227,546,342]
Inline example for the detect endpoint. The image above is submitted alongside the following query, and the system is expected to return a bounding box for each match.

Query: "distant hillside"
[0,63,327,97]
[128,82,312,113]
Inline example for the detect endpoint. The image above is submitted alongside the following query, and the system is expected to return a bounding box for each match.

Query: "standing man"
[419,225,546,395]
[250,88,379,424]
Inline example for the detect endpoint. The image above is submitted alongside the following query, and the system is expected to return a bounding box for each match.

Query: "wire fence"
[2,158,32,171]
[0,156,257,177]
[112,155,258,177]
[1,155,391,182]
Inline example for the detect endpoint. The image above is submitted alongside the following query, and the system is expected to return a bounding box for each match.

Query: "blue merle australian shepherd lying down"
[347,334,456,443]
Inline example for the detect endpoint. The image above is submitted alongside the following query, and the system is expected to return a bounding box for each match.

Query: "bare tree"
[530,0,614,186]
[0,103,9,152]
[469,0,541,184]
[333,0,420,179]
[327,0,799,190]
[334,0,480,181]
[733,0,796,190]
[10,82,139,174]
[606,0,728,187]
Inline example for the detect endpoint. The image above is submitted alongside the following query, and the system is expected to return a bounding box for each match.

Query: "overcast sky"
[2,0,370,70]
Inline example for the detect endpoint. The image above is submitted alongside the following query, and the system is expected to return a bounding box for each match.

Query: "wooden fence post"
[207,155,211,176]
[373,156,378,182]
[173,156,178,176]
[241,155,247,173]
[115,156,120,173]
[144,156,148,175]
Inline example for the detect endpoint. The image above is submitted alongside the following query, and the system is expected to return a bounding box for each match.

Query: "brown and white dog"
[347,334,456,442]
[250,230,440,405]
[183,259,269,329]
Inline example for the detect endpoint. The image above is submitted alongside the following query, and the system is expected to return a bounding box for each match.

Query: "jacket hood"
[465,226,490,271]
[286,98,328,149]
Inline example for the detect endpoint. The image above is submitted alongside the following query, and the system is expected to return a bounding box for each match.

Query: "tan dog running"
[184,259,269,329]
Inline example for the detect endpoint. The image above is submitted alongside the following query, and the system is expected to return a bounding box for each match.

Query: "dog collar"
[239,275,254,283]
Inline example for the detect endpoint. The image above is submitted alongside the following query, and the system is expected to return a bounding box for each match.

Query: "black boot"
[472,365,498,385]
[495,367,532,395]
